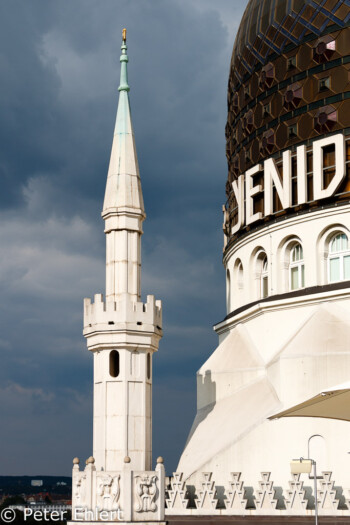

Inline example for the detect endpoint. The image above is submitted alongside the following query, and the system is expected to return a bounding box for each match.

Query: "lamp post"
[290,458,318,525]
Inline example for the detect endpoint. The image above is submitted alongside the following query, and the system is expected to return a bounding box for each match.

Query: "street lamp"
[290,458,318,525]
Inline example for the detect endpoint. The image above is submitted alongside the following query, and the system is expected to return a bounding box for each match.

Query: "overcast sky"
[0,0,248,476]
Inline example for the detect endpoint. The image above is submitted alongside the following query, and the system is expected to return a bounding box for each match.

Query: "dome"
[230,0,350,90]
[224,0,350,246]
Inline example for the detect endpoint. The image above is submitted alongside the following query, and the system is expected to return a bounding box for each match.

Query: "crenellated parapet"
[83,293,162,351]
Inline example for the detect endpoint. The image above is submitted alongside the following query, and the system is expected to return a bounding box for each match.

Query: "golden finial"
[122,28,127,42]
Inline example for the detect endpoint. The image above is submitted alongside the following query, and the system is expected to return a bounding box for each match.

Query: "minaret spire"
[82,32,163,475]
[102,29,145,302]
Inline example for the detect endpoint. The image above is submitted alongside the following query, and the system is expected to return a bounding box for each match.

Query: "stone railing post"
[156,457,165,521]
[122,456,132,521]
[71,458,80,515]
[85,456,95,510]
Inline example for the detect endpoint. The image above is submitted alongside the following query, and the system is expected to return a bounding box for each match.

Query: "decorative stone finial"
[124,456,131,463]
[157,456,164,464]
[119,29,130,92]
[73,457,79,465]
[86,456,95,464]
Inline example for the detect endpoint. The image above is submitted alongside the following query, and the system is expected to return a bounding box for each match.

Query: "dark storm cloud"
[0,2,60,207]
[0,0,247,475]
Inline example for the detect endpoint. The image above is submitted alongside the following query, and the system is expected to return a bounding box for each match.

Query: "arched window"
[328,233,350,282]
[109,350,120,378]
[226,269,231,313]
[233,259,244,308]
[261,256,268,298]
[237,261,243,290]
[290,243,305,290]
[147,353,151,380]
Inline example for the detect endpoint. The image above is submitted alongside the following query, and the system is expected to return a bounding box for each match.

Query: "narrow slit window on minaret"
[110,350,120,378]
[147,353,151,379]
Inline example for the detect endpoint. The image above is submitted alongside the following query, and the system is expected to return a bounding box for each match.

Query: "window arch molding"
[250,247,269,300]
[233,258,244,291]
[231,257,244,309]
[278,235,304,292]
[317,224,350,285]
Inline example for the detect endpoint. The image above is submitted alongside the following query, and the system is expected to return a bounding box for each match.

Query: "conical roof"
[102,33,145,219]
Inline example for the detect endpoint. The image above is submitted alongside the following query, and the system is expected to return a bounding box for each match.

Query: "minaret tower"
[83,30,162,474]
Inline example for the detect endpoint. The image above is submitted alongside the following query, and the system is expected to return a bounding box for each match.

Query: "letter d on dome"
[313,133,345,200]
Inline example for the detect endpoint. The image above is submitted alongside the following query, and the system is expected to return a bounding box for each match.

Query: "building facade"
[178,0,350,502]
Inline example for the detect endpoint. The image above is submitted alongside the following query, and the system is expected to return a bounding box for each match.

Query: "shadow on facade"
[185,370,216,445]
[197,370,216,410]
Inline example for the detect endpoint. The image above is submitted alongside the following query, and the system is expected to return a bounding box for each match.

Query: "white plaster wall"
[178,205,350,495]
[184,417,350,492]
[224,204,350,313]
